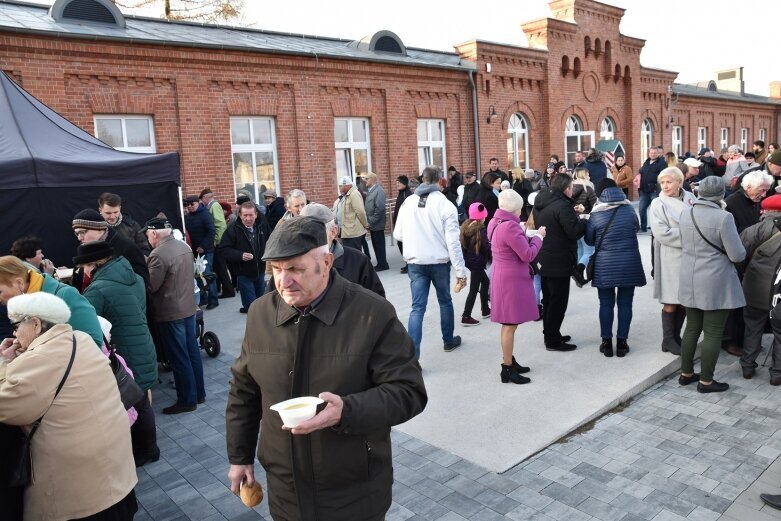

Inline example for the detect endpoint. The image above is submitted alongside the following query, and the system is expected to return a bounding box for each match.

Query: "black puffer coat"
[532,188,586,277]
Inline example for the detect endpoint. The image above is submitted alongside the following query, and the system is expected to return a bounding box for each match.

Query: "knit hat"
[397,175,409,187]
[698,147,711,156]
[547,162,556,171]
[553,161,566,172]
[7,292,71,325]
[199,187,213,199]
[468,202,488,220]
[236,194,251,205]
[762,195,781,212]
[261,216,328,261]
[72,241,114,266]
[697,176,725,202]
[595,178,617,198]
[72,209,107,231]
[768,150,781,167]
[300,203,335,224]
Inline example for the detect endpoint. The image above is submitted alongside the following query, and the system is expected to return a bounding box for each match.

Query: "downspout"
[468,70,481,173]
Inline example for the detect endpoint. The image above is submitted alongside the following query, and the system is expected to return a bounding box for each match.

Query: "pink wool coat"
[487,208,543,325]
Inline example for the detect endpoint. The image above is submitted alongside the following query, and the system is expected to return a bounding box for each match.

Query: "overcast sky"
[31,0,781,96]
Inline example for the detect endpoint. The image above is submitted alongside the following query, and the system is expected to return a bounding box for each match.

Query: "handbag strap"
[594,207,621,255]
[27,335,77,442]
[691,206,727,255]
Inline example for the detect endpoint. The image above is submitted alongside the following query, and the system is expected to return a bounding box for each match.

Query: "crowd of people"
[2,138,781,519]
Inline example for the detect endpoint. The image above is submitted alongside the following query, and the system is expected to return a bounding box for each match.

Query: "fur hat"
[72,241,114,266]
[72,209,107,231]
[698,175,725,202]
[7,292,71,325]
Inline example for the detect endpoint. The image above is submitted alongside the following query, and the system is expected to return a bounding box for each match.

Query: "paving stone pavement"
[138,339,781,520]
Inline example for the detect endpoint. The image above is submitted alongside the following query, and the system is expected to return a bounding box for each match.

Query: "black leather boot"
[661,310,681,355]
[616,338,629,357]
[600,338,613,357]
[511,356,531,374]
[673,306,686,345]
[501,364,531,384]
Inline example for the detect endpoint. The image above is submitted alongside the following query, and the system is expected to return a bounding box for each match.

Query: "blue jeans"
[577,239,595,267]
[200,251,219,306]
[638,191,658,232]
[407,263,454,359]
[597,287,635,340]
[158,315,204,406]
[533,274,542,305]
[237,275,265,310]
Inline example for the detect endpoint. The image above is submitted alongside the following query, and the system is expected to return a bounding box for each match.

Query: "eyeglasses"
[10,317,29,332]
[74,229,88,237]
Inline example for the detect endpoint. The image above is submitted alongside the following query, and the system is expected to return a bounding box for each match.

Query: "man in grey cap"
[225,216,426,521]
[299,203,384,296]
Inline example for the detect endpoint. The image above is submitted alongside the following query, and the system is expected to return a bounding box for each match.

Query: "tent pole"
[178,186,186,237]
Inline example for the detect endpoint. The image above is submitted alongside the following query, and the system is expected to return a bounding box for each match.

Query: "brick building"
[1,0,779,208]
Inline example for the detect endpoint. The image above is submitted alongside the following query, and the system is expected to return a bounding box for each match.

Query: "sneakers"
[461,316,480,326]
[481,308,491,319]
[400,266,408,274]
[697,380,730,393]
[444,336,462,352]
[678,373,700,386]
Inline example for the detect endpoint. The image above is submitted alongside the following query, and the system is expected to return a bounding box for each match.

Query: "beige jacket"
[0,324,136,520]
[333,187,369,239]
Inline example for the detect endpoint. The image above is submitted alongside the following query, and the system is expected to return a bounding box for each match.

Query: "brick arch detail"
[225,96,278,116]
[501,101,538,130]
[88,92,156,114]
[596,107,622,134]
[415,103,448,119]
[561,105,590,130]
[641,111,660,133]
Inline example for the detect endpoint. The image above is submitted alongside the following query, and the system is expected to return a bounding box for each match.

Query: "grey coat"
[678,200,746,310]
[650,190,696,304]
[740,212,781,310]
[365,183,387,231]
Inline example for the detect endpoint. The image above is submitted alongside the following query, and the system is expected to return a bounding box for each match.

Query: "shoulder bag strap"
[690,207,727,255]
[594,207,621,256]
[26,335,77,442]
[487,219,507,243]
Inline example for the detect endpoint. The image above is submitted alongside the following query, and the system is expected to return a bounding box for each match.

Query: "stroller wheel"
[203,332,220,357]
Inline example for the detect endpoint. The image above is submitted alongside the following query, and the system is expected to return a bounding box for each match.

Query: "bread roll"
[240,480,264,508]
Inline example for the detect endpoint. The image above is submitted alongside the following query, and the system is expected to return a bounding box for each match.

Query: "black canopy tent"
[0,71,182,266]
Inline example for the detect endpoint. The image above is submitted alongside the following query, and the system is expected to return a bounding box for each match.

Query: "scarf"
[414,183,440,196]
[27,269,44,293]
[107,213,124,228]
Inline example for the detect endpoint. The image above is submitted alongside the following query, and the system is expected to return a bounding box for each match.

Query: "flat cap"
[262,216,328,261]
[141,217,172,233]
[183,195,199,204]
[299,203,335,224]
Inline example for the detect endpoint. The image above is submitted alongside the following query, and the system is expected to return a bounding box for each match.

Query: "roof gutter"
[468,70,480,174]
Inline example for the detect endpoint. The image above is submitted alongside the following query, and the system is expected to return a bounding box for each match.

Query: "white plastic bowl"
[270,396,324,428]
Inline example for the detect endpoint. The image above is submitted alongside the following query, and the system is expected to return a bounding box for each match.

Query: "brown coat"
[226,272,427,521]
[147,234,197,321]
[612,164,634,189]
[0,325,136,520]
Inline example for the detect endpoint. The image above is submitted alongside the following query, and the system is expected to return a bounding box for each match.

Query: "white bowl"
[270,396,324,428]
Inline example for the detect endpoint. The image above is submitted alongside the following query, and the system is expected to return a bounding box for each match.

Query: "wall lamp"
[486,105,497,124]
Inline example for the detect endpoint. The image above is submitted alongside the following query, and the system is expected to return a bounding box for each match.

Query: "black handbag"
[104,337,144,410]
[586,206,621,282]
[3,336,76,488]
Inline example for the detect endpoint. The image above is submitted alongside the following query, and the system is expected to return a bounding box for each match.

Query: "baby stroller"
[194,269,221,359]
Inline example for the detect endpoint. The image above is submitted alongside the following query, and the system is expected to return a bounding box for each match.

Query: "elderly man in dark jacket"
[184,195,218,309]
[533,174,587,350]
[740,195,781,384]
[226,217,426,521]
[638,146,666,232]
[364,172,389,271]
[219,201,270,313]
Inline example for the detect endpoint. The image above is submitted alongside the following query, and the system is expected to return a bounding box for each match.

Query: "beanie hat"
[595,178,617,198]
[698,147,711,156]
[7,292,71,325]
[72,209,107,231]
[72,241,114,266]
[468,202,488,220]
[397,175,409,187]
[697,175,725,202]
[768,150,781,167]
[762,194,781,212]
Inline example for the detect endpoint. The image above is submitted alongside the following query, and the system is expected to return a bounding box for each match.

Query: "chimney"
[715,67,744,95]
[770,81,781,99]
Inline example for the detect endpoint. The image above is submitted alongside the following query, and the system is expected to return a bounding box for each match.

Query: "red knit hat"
[761,195,781,212]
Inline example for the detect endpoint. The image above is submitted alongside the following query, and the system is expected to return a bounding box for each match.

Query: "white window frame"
[564,116,594,168]
[94,115,156,153]
[671,126,682,158]
[641,118,654,161]
[229,116,280,203]
[760,128,767,143]
[697,127,707,152]
[741,128,748,154]
[335,117,372,184]
[720,128,729,151]
[506,113,530,170]
[417,119,447,174]
[600,117,615,141]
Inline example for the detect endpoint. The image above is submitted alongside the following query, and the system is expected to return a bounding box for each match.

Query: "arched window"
[584,36,592,56]
[564,115,594,167]
[573,57,582,78]
[600,117,615,141]
[507,113,530,170]
[561,55,570,76]
[641,118,654,161]
[594,38,602,58]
